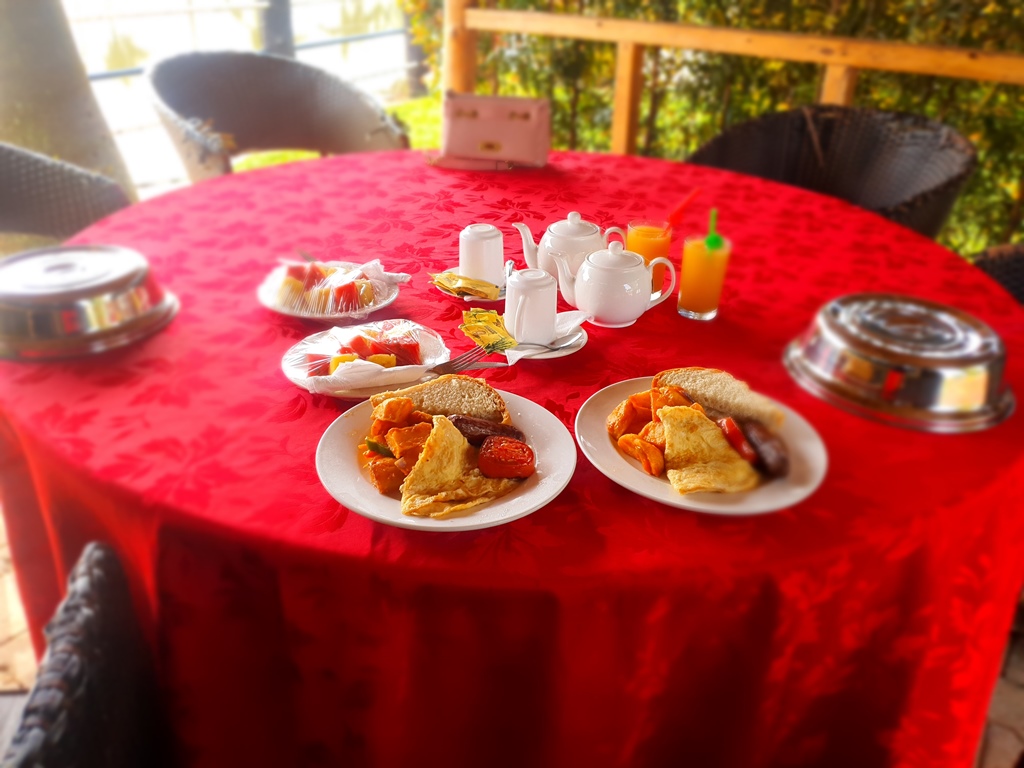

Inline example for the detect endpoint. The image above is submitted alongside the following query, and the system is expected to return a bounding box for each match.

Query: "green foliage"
[388,92,443,149]
[103,32,148,76]
[233,150,319,172]
[402,0,1024,254]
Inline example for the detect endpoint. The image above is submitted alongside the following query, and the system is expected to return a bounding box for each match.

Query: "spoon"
[511,330,584,352]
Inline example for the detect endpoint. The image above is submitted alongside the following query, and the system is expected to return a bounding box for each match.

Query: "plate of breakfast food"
[316,375,577,531]
[258,259,405,321]
[574,368,828,515]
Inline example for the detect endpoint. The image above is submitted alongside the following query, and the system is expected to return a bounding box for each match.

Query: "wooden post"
[611,41,644,155]
[819,63,858,106]
[443,0,477,93]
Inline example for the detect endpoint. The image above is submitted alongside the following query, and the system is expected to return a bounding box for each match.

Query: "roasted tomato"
[478,436,536,479]
[716,417,758,463]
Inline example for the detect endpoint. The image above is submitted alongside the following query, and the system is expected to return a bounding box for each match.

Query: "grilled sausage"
[448,414,525,446]
[740,420,789,478]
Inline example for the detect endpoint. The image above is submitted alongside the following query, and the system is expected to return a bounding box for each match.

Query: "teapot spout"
[551,251,578,308]
[513,223,540,270]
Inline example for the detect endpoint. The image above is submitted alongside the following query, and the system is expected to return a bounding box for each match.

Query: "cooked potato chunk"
[607,394,652,440]
[617,434,665,477]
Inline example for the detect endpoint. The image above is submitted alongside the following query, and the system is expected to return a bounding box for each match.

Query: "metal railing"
[81,1,407,86]
[87,27,407,83]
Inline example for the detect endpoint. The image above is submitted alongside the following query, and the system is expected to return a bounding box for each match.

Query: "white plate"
[281,321,450,401]
[575,377,828,515]
[432,269,506,303]
[500,328,589,361]
[258,261,400,322]
[316,390,577,531]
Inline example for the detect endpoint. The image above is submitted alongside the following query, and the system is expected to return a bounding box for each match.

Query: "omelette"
[400,415,521,519]
[660,405,760,494]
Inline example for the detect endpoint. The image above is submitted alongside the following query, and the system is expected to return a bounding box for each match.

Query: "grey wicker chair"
[0,542,168,768]
[148,50,409,182]
[687,106,977,239]
[973,244,1024,305]
[0,142,131,240]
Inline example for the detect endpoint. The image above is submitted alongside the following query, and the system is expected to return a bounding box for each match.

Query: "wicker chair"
[973,244,1024,305]
[148,50,409,182]
[1,542,168,768]
[0,142,131,240]
[687,106,977,238]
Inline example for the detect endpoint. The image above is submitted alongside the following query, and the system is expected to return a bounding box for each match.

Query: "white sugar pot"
[553,241,676,328]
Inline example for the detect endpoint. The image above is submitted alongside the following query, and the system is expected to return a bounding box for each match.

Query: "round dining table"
[1,149,1023,768]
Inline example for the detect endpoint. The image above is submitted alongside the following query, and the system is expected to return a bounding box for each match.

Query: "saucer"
[432,269,506,303]
[501,328,588,361]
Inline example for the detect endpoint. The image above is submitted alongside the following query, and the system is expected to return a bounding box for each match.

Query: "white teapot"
[513,212,624,280]
[553,241,677,328]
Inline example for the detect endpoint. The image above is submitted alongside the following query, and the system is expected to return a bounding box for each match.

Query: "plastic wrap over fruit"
[281,320,451,397]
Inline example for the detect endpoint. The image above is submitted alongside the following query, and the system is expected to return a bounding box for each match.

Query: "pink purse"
[434,92,551,170]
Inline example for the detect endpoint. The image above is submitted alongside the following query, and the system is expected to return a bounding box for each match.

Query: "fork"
[427,345,490,375]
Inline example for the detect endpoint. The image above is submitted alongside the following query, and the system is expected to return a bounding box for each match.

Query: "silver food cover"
[0,245,179,360]
[784,293,1014,433]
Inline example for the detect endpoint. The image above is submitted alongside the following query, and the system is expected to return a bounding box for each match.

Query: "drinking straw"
[705,208,724,251]
[667,188,702,228]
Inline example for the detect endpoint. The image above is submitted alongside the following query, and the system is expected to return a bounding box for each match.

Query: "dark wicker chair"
[0,142,131,240]
[148,50,409,182]
[0,542,168,768]
[973,244,1024,305]
[687,105,977,238]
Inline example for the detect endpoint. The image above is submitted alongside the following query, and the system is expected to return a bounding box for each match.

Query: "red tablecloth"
[2,150,1023,768]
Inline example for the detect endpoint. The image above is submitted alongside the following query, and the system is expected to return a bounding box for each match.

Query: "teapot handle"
[648,257,677,308]
[603,226,626,245]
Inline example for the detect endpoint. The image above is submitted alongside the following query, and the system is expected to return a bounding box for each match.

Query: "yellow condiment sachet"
[459,309,517,352]
[430,272,501,301]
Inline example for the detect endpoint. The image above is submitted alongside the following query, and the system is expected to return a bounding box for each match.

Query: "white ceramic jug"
[504,267,557,344]
[553,241,676,327]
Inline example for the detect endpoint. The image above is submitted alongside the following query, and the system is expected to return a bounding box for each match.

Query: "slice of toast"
[651,367,784,430]
[369,374,512,424]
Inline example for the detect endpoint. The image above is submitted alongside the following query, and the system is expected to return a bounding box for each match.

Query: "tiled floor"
[0,512,36,693]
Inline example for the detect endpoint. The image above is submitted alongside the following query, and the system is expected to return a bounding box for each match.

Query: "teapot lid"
[549,211,599,239]
[589,241,643,268]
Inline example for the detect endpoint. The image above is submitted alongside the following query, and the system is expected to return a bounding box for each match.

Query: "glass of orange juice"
[677,234,731,321]
[626,219,672,293]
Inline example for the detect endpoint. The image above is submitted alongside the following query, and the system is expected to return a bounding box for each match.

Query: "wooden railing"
[442,0,1024,155]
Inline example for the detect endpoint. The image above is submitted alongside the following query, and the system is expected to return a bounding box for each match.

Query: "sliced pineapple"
[329,353,360,373]
[366,353,397,368]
